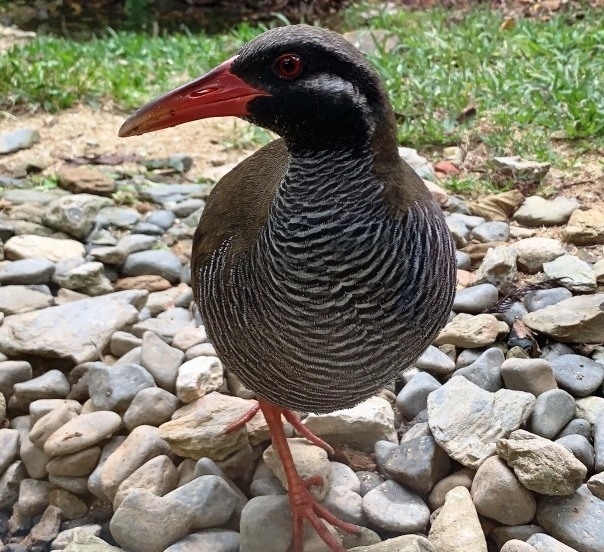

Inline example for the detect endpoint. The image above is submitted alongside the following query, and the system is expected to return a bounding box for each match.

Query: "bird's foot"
[225,402,333,455]
[288,473,359,552]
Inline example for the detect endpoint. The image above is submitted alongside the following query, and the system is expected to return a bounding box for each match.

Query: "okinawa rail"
[119,24,456,552]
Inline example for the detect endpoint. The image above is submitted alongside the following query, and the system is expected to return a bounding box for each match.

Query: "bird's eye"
[274,54,303,80]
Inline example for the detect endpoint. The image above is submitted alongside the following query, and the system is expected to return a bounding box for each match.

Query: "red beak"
[118,56,268,137]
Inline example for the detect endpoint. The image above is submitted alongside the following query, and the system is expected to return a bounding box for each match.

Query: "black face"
[230,25,390,150]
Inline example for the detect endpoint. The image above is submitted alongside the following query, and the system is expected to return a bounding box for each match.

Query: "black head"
[119,25,394,151]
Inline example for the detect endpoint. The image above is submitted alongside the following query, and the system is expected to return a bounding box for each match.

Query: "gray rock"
[396,372,441,420]
[0,258,55,285]
[0,429,20,474]
[594,412,604,472]
[29,403,80,447]
[145,210,176,229]
[550,354,604,397]
[428,468,474,510]
[555,434,595,472]
[123,387,179,430]
[139,331,185,392]
[587,472,604,499]
[513,196,579,227]
[13,370,70,407]
[348,534,435,552]
[500,358,558,396]
[470,456,536,525]
[194,457,249,518]
[456,250,471,270]
[54,261,114,296]
[117,234,159,253]
[122,250,182,284]
[472,221,510,243]
[526,533,579,552]
[489,525,544,550]
[500,541,538,552]
[0,285,54,315]
[475,245,518,293]
[322,485,366,525]
[0,461,27,509]
[88,362,155,411]
[98,206,140,228]
[110,489,195,552]
[87,436,125,500]
[17,478,51,517]
[43,194,105,239]
[0,360,32,397]
[537,485,603,552]
[2,188,66,205]
[46,446,102,477]
[557,418,592,441]
[110,331,142,357]
[22,504,62,551]
[88,245,129,265]
[0,290,147,364]
[414,345,456,375]
[48,488,88,519]
[455,347,504,392]
[530,389,576,439]
[171,199,205,218]
[131,317,190,343]
[493,156,550,181]
[164,530,240,552]
[382,435,450,495]
[356,471,382,497]
[47,474,89,494]
[362,480,429,532]
[497,430,587,496]
[512,237,566,274]
[132,221,164,235]
[446,218,471,248]
[452,283,499,314]
[50,524,102,550]
[20,434,51,478]
[428,377,535,468]
[524,287,573,312]
[576,396,604,426]
[544,255,596,292]
[0,127,40,153]
[330,461,361,493]
[523,293,604,344]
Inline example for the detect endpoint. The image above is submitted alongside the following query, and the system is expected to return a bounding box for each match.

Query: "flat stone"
[475,245,517,293]
[452,283,499,314]
[428,486,487,552]
[0,429,20,474]
[362,480,429,533]
[555,434,595,472]
[54,261,113,296]
[489,526,545,550]
[356,471,382,497]
[0,285,53,315]
[44,411,122,456]
[48,488,87,519]
[537,485,604,552]
[0,127,40,153]
[100,425,171,500]
[110,489,195,552]
[43,194,105,239]
[123,387,179,430]
[62,528,122,552]
[0,360,32,397]
[46,446,102,477]
[530,389,576,439]
[428,468,474,510]
[348,535,435,552]
[557,418,592,441]
[526,533,578,552]
[13,370,70,406]
[544,255,596,292]
[122,250,182,284]
[455,347,504,392]
[414,345,456,375]
[110,331,142,357]
[0,258,55,285]
[586,472,604,500]
[302,396,397,452]
[20,435,51,479]
[428,377,535,468]
[88,362,155,411]
[576,396,604,425]
[321,484,366,525]
[164,530,240,552]
[86,436,125,500]
[29,399,82,423]
[470,456,536,524]
[29,403,80,447]
[512,237,566,274]
[98,206,140,228]
[500,541,538,552]
[564,208,604,245]
[396,372,441,420]
[472,221,510,243]
[500,358,558,396]
[0,290,147,364]
[0,461,27,509]
[497,429,587,495]
[435,313,500,348]
[513,196,579,227]
[51,524,103,550]
[524,287,573,312]
[57,166,115,196]
[48,474,89,494]
[549,354,604,397]
[523,294,604,343]
[593,412,604,472]
[139,331,184,391]
[176,356,224,403]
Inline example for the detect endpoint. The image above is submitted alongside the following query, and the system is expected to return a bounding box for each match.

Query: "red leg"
[259,399,360,552]
[224,401,261,433]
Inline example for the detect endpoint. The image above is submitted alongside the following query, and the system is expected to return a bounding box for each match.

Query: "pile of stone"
[0,135,602,552]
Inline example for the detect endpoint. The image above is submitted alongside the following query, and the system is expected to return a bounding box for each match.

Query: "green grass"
[1,5,603,162]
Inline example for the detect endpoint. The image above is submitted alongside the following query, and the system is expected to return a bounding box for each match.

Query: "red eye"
[274,54,303,79]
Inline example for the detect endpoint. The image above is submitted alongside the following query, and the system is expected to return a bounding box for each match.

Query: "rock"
[164,529,240,552]
[21,504,62,551]
[0,127,40,153]
[43,194,105,239]
[524,287,573,312]
[530,389,576,439]
[322,484,366,525]
[472,221,510,243]
[489,526,545,550]
[497,429,587,495]
[513,237,566,274]
[470,456,536,524]
[428,486,487,552]
[382,435,450,495]
[414,345,456,375]
[526,533,578,552]
[51,525,103,550]
[87,362,155,411]
[396,372,441,419]
[139,331,184,392]
[16,478,51,519]
[29,403,80,447]
[549,354,604,398]
[0,258,55,285]
[302,396,397,452]
[110,331,142,357]
[452,283,499,314]
[0,460,27,509]
[44,411,122,456]
[122,250,182,284]
[594,412,604,472]
[348,535,435,551]
[0,285,53,315]
[543,255,596,292]
[57,166,115,196]
[165,474,239,529]
[172,325,208,352]
[0,290,147,363]
[54,261,114,296]
[176,356,224,403]
[356,471,382,497]
[100,425,171,500]
[435,313,500,348]
[113,455,178,510]
[110,489,195,552]
[455,347,504,392]
[576,396,604,425]
[523,294,604,343]
[98,206,140,228]
[557,418,592,441]
[362,480,429,533]
[555,434,594,472]
[159,392,252,461]
[48,488,87,519]
[513,196,579,227]
[537,485,604,552]
[46,446,102,477]
[492,156,550,181]
[586,472,604,500]
[0,429,20,474]
[427,377,535,468]
[13,370,70,407]
[0,360,32,397]
[500,541,538,552]
[240,494,342,552]
[564,208,604,245]
[264,438,331,500]
[123,387,179,430]
[500,358,557,396]
[475,245,517,293]
[428,468,474,510]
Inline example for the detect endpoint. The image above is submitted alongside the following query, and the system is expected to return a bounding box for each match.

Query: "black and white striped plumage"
[191,25,456,413]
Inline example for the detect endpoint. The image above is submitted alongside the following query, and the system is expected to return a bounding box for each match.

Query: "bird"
[119,24,456,552]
